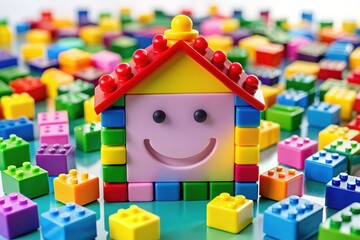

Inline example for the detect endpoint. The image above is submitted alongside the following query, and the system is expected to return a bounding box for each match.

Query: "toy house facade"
[94,15,265,202]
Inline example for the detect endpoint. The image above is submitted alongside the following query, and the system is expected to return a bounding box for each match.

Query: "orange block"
[54,169,99,205]
[259,166,303,201]
[319,27,345,44]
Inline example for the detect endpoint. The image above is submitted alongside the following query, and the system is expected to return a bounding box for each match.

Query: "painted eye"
[153,110,166,123]
[194,109,207,123]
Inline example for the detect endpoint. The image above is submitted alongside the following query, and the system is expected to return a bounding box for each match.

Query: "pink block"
[126,93,235,182]
[277,135,318,170]
[37,111,69,127]
[128,183,154,201]
[91,50,121,73]
[199,19,223,35]
[39,123,69,144]
[286,37,311,61]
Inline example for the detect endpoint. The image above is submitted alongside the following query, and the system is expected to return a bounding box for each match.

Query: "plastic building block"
[348,115,360,131]
[101,145,126,164]
[28,57,58,75]
[0,117,34,141]
[101,127,125,145]
[0,80,12,98]
[0,67,29,84]
[263,196,323,240]
[0,134,30,170]
[255,43,284,67]
[41,68,74,98]
[37,111,69,127]
[326,42,354,63]
[183,182,209,200]
[319,202,360,240]
[226,47,248,69]
[347,68,360,85]
[259,120,280,150]
[350,47,360,70]
[47,44,70,60]
[1,162,49,198]
[284,61,320,79]
[103,182,127,202]
[26,29,51,44]
[54,169,99,205]
[318,59,346,80]
[325,173,360,210]
[238,35,270,60]
[296,42,327,62]
[0,193,39,239]
[266,104,304,131]
[307,102,341,128]
[305,150,347,183]
[318,124,360,150]
[91,50,121,72]
[36,143,75,176]
[235,145,260,165]
[59,49,92,74]
[207,35,233,52]
[73,67,106,86]
[74,122,101,152]
[247,65,281,86]
[79,26,103,45]
[278,135,318,170]
[57,79,93,96]
[234,164,259,182]
[286,37,311,61]
[41,202,97,240]
[102,164,126,182]
[39,123,69,144]
[286,73,316,92]
[234,182,258,201]
[260,166,304,201]
[109,205,160,240]
[0,51,17,69]
[234,126,259,146]
[260,84,283,108]
[1,93,35,119]
[9,76,47,101]
[111,36,138,59]
[207,193,253,233]
[103,32,122,49]
[155,182,181,201]
[55,92,90,119]
[235,106,261,127]
[128,183,154,202]
[56,37,85,50]
[21,43,46,61]
[277,89,309,108]
[319,79,346,101]
[84,96,101,123]
[101,107,125,128]
[209,182,235,200]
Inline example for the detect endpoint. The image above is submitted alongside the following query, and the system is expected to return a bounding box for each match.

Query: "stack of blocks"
[38,111,70,144]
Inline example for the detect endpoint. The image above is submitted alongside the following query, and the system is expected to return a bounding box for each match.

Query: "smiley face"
[125,93,234,182]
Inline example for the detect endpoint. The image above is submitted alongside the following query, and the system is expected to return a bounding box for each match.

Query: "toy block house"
[94,15,265,202]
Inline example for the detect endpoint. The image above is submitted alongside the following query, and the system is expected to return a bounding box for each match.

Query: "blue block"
[304,150,347,183]
[0,117,34,141]
[325,173,360,210]
[307,102,340,128]
[263,196,323,240]
[101,108,125,128]
[41,202,97,240]
[133,33,154,49]
[325,42,353,63]
[15,22,30,34]
[235,107,260,127]
[235,182,258,200]
[234,95,251,107]
[155,182,180,201]
[277,89,309,108]
[288,29,315,40]
[47,44,70,60]
[0,51,18,69]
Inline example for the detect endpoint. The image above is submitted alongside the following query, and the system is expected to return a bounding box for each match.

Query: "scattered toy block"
[307,102,340,128]
[27,57,58,75]
[277,89,309,108]
[84,96,101,123]
[39,123,69,144]
[318,59,346,80]
[1,93,35,119]
[284,61,320,79]
[74,67,106,86]
[91,50,121,72]
[0,134,30,170]
[111,36,138,59]
[348,115,360,131]
[324,87,356,120]
[9,76,47,101]
[21,43,46,61]
[266,104,304,131]
[55,92,90,119]
[286,37,311,60]
[41,68,74,98]
[26,29,51,44]
[79,25,103,45]
[348,68,360,85]
[59,48,92,74]
[0,50,17,69]
[259,120,280,150]
[326,42,353,63]
[226,47,248,69]
[0,67,28,84]
[57,79,93,96]
[318,124,360,150]
[296,42,327,62]
[260,84,283,108]
[0,117,34,141]
[350,47,360,70]
[37,111,68,127]
[247,65,281,86]
[238,35,270,60]
[255,43,284,67]
[74,122,101,152]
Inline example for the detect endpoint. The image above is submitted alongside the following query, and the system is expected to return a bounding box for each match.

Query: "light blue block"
[155,182,181,201]
[234,95,251,107]
[307,102,340,128]
[0,117,34,141]
[235,182,258,200]
[101,108,125,128]
[277,89,309,108]
[235,107,260,127]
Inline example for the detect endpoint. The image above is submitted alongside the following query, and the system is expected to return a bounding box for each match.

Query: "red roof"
[94,35,265,114]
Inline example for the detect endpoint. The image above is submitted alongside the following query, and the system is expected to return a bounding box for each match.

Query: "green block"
[111,96,125,107]
[99,12,112,19]
[57,37,85,50]
[120,14,132,25]
[260,110,266,120]
[101,127,125,146]
[227,47,248,69]
[0,134,30,170]
[111,36,138,59]
[58,80,94,96]
[286,73,316,92]
[266,104,304,131]
[182,182,208,200]
[209,182,234,200]
[55,92,90,119]
[275,18,287,30]
[319,20,333,29]
[83,45,106,54]
[319,202,360,240]
[0,80,12,97]
[74,122,101,152]
[319,79,347,101]
[0,67,29,83]
[1,162,49,198]
[102,164,126,182]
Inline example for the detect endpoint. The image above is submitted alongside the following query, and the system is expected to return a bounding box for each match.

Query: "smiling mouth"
[144,138,217,167]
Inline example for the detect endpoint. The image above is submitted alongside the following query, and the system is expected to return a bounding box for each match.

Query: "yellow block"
[342,20,356,33]
[99,17,121,33]
[109,205,160,240]
[238,35,269,60]
[350,47,360,70]
[284,61,320,79]
[52,18,74,29]
[138,13,154,24]
[207,193,253,234]
[101,145,126,165]
[260,84,284,109]
[0,26,12,45]
[207,35,233,52]
[41,68,74,98]
[222,18,240,33]
[26,29,51,44]
[21,43,46,61]
[259,120,280,150]
[235,126,260,146]
[324,87,356,120]
[129,51,231,94]
[1,93,35,119]
[59,48,92,67]
[79,25,103,45]
[235,145,260,164]
[84,96,101,123]
[318,124,360,150]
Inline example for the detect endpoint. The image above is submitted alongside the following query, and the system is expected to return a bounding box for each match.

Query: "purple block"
[37,111,69,127]
[57,28,79,38]
[297,42,328,62]
[247,65,281,86]
[0,193,39,239]
[74,67,106,86]
[36,143,75,176]
[91,50,121,73]
[102,32,122,49]
[225,29,252,45]
[39,123,69,144]
[0,51,18,69]
[286,37,311,61]
[27,57,59,74]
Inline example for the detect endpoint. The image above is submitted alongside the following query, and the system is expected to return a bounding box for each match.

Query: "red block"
[347,68,360,85]
[234,164,259,182]
[318,59,346,80]
[10,76,47,101]
[255,43,284,67]
[348,115,360,131]
[354,92,360,112]
[103,182,127,202]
